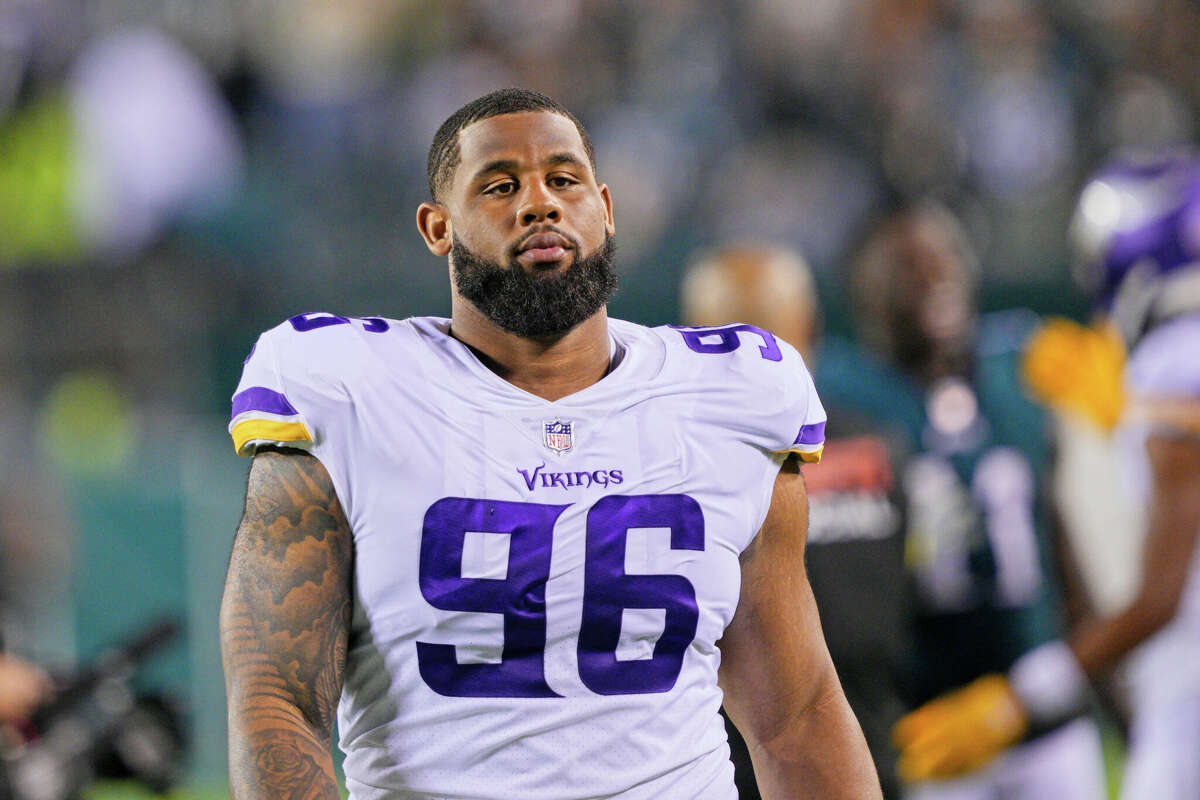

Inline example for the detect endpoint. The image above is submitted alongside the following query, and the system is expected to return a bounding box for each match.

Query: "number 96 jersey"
[229,314,826,800]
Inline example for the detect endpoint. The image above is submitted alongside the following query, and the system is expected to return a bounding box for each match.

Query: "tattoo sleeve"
[220,448,353,799]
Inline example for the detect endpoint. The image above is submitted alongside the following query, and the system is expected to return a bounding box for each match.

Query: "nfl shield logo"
[543,419,574,455]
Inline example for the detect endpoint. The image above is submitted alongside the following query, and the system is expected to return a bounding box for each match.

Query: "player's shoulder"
[637,320,825,459]
[1127,311,1200,398]
[251,312,425,372]
[231,313,433,456]
[645,320,810,389]
[256,311,413,346]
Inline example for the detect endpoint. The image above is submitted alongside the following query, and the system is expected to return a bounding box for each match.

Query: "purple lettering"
[670,324,782,361]
[518,465,627,491]
[518,464,545,491]
[288,312,390,334]
[290,312,351,332]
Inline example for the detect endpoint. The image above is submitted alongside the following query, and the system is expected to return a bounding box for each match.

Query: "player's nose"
[518,183,561,226]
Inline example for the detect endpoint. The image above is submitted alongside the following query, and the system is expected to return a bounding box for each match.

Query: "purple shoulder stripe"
[232,386,299,419]
[793,420,826,447]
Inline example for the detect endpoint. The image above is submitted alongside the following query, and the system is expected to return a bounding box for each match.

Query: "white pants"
[1121,693,1200,800]
[903,717,1106,800]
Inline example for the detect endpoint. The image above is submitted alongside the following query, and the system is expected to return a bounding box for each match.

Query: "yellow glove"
[892,674,1028,782]
[1022,317,1125,432]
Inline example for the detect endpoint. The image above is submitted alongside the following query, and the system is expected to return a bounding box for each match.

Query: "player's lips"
[515,232,573,265]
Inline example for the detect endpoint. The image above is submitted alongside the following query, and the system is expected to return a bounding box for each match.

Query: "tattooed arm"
[220,447,353,800]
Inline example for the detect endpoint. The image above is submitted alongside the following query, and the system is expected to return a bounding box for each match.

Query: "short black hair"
[426,88,596,203]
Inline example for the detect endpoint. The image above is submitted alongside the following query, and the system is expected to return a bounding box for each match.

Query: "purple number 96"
[289,312,389,333]
[417,495,704,698]
[671,324,782,361]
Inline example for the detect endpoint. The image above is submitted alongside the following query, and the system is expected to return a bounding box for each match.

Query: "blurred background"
[1,0,1197,796]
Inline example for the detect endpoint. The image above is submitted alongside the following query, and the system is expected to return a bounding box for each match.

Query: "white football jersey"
[1119,312,1200,711]
[229,314,826,800]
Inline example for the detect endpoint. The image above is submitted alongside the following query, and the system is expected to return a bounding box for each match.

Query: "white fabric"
[1009,640,1090,728]
[231,315,826,800]
[1121,691,1200,800]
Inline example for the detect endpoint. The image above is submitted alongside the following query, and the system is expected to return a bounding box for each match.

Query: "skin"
[221,448,352,800]
[0,655,51,723]
[222,109,881,798]
[681,245,819,363]
[862,211,975,386]
[719,456,883,799]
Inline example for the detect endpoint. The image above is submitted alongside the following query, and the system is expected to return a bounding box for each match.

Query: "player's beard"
[451,232,618,338]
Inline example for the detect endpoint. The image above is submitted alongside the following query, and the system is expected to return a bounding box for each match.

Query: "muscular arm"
[220,448,353,799]
[718,456,882,800]
[1070,432,1200,677]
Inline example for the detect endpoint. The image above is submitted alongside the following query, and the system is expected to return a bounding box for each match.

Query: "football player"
[842,202,1107,799]
[894,154,1200,800]
[219,89,881,799]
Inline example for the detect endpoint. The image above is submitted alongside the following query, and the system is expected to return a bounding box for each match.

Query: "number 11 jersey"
[229,314,826,800]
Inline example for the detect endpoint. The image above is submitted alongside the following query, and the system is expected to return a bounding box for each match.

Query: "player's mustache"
[509,225,580,260]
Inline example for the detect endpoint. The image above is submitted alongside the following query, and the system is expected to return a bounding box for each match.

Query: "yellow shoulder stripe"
[774,444,824,464]
[230,418,314,455]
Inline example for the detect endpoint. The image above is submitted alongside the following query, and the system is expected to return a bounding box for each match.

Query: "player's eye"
[485,180,517,196]
[549,175,577,189]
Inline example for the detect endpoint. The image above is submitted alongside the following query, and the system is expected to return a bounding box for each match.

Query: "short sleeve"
[665,323,828,462]
[1125,314,1200,435]
[771,347,827,463]
[228,329,316,456]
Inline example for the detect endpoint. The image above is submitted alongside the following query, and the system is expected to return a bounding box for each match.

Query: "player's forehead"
[455,111,589,176]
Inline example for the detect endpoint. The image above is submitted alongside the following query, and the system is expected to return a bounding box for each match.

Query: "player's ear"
[600,184,615,235]
[417,202,452,256]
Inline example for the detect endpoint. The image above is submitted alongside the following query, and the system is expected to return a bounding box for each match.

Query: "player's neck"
[449,301,614,402]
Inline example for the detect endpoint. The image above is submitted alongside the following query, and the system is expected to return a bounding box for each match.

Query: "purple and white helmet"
[1069,150,1200,345]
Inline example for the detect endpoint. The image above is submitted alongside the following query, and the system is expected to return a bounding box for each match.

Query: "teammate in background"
[835,202,1106,800]
[219,88,881,799]
[682,244,909,798]
[895,154,1200,800]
